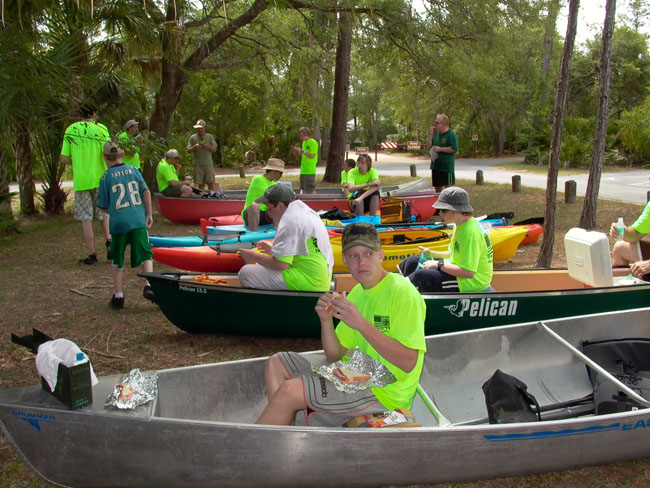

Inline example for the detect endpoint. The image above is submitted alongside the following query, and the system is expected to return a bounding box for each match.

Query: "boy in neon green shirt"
[255,222,426,426]
[341,158,355,198]
[241,158,284,230]
[60,104,112,265]
[117,120,141,170]
[294,127,318,194]
[346,154,381,216]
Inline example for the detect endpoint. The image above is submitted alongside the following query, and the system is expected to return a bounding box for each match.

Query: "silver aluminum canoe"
[2,307,650,487]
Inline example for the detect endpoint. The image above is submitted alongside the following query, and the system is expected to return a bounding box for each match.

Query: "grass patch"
[1,175,649,488]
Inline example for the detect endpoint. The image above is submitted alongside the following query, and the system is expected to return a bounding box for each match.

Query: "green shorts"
[110,228,153,269]
[161,184,183,197]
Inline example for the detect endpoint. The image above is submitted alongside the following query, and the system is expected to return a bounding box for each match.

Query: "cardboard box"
[564,228,613,287]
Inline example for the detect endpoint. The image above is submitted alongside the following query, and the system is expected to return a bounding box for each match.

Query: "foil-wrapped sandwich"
[314,348,396,393]
[106,368,158,410]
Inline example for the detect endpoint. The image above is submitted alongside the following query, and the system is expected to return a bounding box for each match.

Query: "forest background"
[0,0,649,221]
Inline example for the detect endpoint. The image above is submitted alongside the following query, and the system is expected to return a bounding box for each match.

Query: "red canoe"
[152,246,245,272]
[155,190,439,225]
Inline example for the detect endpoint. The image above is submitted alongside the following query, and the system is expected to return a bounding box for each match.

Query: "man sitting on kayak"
[238,184,333,292]
[156,149,194,198]
[241,158,285,231]
[398,186,494,293]
[255,222,426,426]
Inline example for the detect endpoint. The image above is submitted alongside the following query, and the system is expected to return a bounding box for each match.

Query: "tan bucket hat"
[262,158,285,173]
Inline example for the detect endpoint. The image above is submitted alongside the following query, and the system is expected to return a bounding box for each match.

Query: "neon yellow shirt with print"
[156,159,180,193]
[241,174,276,217]
[276,237,330,291]
[632,202,650,233]
[335,273,427,410]
[117,131,140,169]
[346,167,379,198]
[448,217,494,292]
[300,138,319,175]
[340,170,349,185]
[61,121,110,191]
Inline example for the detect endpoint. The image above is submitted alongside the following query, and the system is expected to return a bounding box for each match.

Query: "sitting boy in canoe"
[610,200,650,281]
[345,153,381,216]
[241,158,285,231]
[398,186,494,293]
[238,184,333,292]
[255,223,426,426]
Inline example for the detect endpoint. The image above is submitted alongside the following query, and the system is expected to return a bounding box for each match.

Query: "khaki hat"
[193,119,207,129]
[262,158,285,173]
[166,149,181,159]
[254,184,296,204]
[124,119,139,129]
[341,223,381,253]
[433,187,473,212]
[103,141,124,156]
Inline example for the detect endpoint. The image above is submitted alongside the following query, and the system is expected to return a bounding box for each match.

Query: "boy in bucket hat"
[398,186,494,293]
[238,183,333,292]
[97,141,155,309]
[255,222,426,427]
[241,158,285,231]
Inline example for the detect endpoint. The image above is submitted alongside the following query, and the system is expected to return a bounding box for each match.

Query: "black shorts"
[242,209,271,227]
[431,169,455,188]
[350,189,379,213]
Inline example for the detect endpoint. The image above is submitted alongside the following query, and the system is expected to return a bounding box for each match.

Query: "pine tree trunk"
[580,0,616,230]
[536,0,580,268]
[325,11,352,183]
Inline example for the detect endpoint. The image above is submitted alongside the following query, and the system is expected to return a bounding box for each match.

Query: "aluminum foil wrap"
[106,368,158,410]
[314,348,396,393]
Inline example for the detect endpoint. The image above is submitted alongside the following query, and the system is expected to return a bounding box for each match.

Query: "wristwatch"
[437,259,444,271]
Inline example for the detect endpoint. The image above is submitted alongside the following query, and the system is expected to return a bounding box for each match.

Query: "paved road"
[12,153,650,205]
[369,152,650,205]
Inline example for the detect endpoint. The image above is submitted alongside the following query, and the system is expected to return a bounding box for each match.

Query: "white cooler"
[564,228,613,287]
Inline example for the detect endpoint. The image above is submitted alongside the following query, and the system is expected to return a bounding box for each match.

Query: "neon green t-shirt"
[242,174,276,216]
[156,159,180,193]
[300,138,319,175]
[632,202,650,234]
[341,170,349,185]
[117,131,140,169]
[448,218,494,292]
[277,237,330,291]
[60,121,110,191]
[346,167,379,199]
[335,273,427,410]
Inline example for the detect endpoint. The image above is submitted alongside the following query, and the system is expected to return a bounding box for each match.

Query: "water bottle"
[616,217,625,241]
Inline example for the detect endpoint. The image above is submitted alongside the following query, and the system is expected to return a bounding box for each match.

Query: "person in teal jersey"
[97,141,155,309]
[117,120,141,170]
[60,104,112,265]
[255,222,426,426]
[346,153,381,216]
[610,194,650,280]
[341,158,355,198]
[398,187,493,293]
[293,126,318,194]
[428,114,458,193]
[241,158,284,231]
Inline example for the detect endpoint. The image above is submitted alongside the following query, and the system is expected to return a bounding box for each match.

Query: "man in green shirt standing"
[187,119,218,192]
[293,126,318,194]
[60,104,112,265]
[117,120,141,170]
[428,113,458,193]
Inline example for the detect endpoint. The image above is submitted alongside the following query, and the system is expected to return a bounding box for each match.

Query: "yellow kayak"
[330,226,528,272]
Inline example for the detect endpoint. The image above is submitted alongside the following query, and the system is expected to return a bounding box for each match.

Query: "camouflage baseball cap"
[341,223,381,253]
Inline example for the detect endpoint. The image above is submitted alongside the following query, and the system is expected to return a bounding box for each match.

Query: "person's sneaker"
[110,295,124,310]
[79,253,98,265]
[106,240,112,260]
[142,285,156,303]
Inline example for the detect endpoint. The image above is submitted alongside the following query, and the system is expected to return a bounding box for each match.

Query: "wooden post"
[410,164,417,177]
[238,166,246,178]
[476,170,484,185]
[512,175,521,193]
[565,180,577,203]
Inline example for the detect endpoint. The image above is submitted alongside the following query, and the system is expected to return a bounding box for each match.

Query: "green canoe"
[142,269,650,337]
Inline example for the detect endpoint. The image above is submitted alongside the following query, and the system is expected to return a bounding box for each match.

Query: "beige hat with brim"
[262,158,285,173]
[193,119,206,128]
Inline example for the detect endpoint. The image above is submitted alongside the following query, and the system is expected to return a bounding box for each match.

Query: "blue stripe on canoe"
[484,423,621,442]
